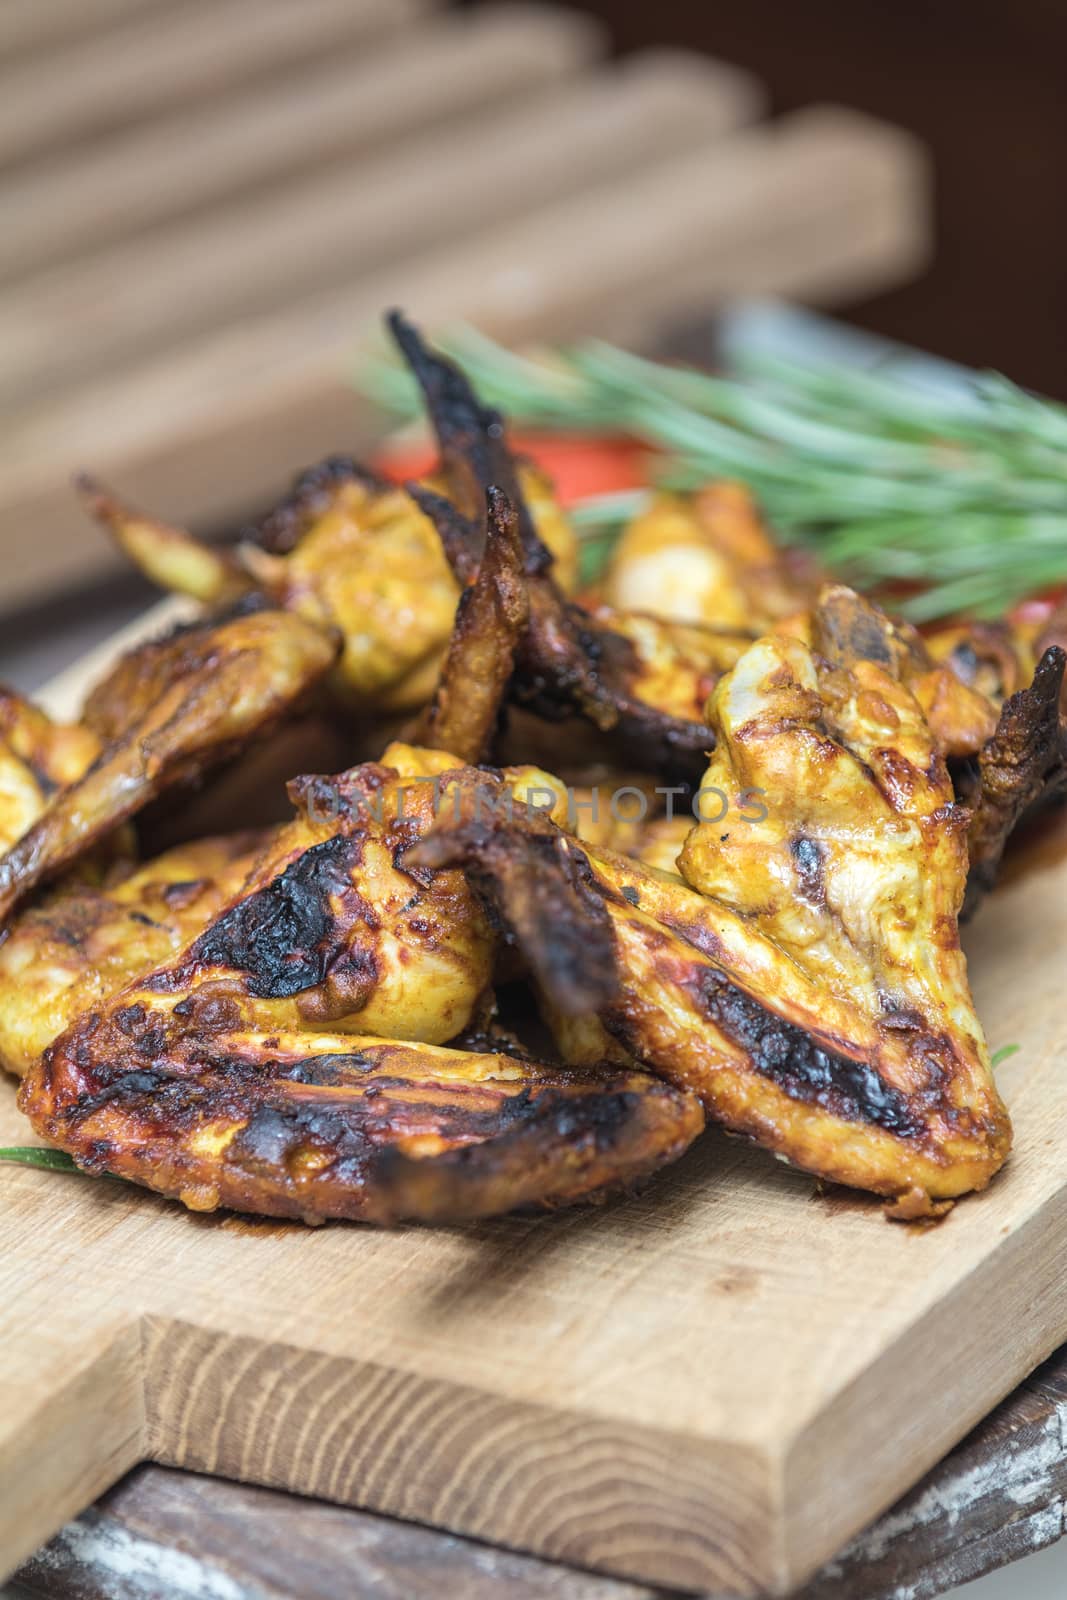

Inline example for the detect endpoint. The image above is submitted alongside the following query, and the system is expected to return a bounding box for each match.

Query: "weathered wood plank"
[15,1468,660,1600]
[798,1346,1067,1600]
[14,1348,1067,1600]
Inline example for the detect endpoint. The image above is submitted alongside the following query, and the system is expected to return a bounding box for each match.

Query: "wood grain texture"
[0,795,1063,1594]
[0,105,926,616]
[16,1349,1067,1600]
[0,6,609,286]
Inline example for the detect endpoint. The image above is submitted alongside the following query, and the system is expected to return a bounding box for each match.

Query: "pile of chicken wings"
[2,313,1064,1225]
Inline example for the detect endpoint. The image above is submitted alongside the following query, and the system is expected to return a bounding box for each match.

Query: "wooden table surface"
[11,1340,1067,1600]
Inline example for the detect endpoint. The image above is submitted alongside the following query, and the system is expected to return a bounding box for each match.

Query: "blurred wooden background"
[0,0,930,616]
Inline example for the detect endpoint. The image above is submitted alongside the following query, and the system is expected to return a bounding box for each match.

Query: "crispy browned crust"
[961,645,1067,916]
[411,487,528,764]
[389,311,713,782]
[410,772,618,1019]
[408,606,1012,1212]
[20,1033,702,1225]
[0,831,265,1078]
[17,755,702,1224]
[812,583,930,678]
[811,590,1067,899]
[0,609,337,925]
[406,482,481,584]
[419,799,1010,1206]
[814,585,1001,761]
[388,310,542,561]
[81,596,272,741]
[249,455,388,555]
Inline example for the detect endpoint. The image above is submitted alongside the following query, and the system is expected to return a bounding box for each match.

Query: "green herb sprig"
[0,1146,83,1173]
[359,327,1067,623]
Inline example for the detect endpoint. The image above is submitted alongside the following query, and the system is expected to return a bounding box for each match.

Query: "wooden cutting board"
[1,629,1065,1596]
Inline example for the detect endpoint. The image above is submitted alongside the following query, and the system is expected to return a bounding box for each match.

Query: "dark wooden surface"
[13,1343,1067,1600]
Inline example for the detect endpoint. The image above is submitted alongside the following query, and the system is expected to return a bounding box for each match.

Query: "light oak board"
[0,604,1061,1597]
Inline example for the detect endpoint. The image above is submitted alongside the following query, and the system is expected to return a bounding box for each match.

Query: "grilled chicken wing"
[958,644,1067,914]
[391,312,717,782]
[410,485,528,764]
[82,464,459,713]
[0,607,337,924]
[9,316,1038,1227]
[602,481,816,631]
[0,832,263,1078]
[18,753,702,1222]
[22,1028,699,1226]
[81,456,578,720]
[0,688,99,851]
[803,587,1067,907]
[414,594,1012,1212]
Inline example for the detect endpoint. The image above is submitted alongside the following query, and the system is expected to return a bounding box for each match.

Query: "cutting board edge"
[779,1168,1067,1588]
[132,1308,787,1596]
[0,1310,145,1583]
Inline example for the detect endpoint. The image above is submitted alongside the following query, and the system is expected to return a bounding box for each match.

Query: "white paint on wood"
[34,1512,257,1600]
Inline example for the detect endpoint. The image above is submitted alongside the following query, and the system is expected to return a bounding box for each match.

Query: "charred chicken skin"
[413,586,1012,1213]
[0,606,337,924]
[18,754,702,1224]
[79,454,579,719]
[2,312,1045,1228]
[82,317,740,781]
[0,832,264,1079]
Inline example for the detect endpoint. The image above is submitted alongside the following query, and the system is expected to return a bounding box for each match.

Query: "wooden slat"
[0,0,427,172]
[0,107,928,615]
[0,51,764,411]
[0,0,174,61]
[16,1465,659,1600]
[0,5,610,287]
